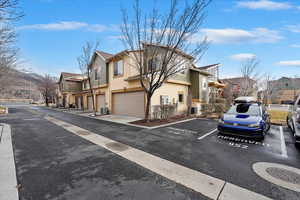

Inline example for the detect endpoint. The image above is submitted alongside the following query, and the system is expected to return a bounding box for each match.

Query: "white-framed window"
[114,60,123,76]
[160,95,169,105]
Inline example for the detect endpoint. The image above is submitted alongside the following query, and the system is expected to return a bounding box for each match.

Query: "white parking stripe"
[198,129,217,140]
[279,126,288,158]
[45,116,272,200]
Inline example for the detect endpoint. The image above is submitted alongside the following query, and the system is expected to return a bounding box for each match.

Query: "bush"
[214,103,226,113]
[215,98,226,104]
[201,104,212,113]
[152,104,176,119]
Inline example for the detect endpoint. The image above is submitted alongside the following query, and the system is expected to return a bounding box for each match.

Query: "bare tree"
[121,0,210,121]
[39,74,56,107]
[77,41,99,116]
[239,58,260,97]
[0,0,23,93]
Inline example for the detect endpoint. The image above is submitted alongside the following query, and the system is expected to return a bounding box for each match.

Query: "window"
[95,70,99,80]
[160,95,169,105]
[178,94,184,103]
[114,60,123,76]
[179,64,186,74]
[148,58,159,71]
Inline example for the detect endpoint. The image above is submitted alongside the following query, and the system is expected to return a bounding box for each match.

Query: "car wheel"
[265,122,271,132]
[258,135,265,141]
[291,122,296,134]
[287,117,291,129]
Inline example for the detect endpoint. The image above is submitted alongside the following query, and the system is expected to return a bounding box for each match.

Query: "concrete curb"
[0,124,19,200]
[46,116,272,200]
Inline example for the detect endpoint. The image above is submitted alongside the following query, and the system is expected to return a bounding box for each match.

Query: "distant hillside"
[0,69,46,101]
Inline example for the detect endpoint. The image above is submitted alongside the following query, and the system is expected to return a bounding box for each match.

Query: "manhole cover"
[266,167,300,185]
[106,142,129,152]
[253,162,300,193]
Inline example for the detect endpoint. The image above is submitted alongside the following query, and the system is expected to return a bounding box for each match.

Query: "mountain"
[0,69,46,101]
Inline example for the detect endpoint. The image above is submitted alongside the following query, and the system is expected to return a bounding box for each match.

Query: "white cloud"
[230,53,257,61]
[290,44,300,48]
[18,21,119,32]
[189,27,283,44]
[18,21,88,31]
[236,0,292,10]
[286,24,300,33]
[278,60,300,67]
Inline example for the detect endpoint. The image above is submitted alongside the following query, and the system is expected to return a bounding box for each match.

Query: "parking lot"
[2,106,300,200]
[148,118,300,199]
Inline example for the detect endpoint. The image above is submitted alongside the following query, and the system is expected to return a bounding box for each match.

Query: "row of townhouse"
[56,45,224,118]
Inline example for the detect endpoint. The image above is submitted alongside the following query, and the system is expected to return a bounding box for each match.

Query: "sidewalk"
[49,107,197,129]
[0,124,19,200]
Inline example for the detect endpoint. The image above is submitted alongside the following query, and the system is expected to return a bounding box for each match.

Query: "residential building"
[198,63,225,102]
[57,46,214,118]
[56,72,84,107]
[267,77,300,104]
[221,77,257,104]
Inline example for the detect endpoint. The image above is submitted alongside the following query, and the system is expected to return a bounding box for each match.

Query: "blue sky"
[17,0,300,79]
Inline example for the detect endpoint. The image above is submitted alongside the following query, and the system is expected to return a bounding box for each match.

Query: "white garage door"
[113,91,145,118]
[87,96,93,111]
[96,95,105,112]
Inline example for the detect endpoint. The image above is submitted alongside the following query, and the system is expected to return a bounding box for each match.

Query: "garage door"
[87,96,93,111]
[96,95,105,112]
[113,91,145,118]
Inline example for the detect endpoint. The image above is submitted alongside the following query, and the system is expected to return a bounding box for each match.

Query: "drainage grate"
[106,142,129,152]
[266,167,300,185]
[77,130,90,135]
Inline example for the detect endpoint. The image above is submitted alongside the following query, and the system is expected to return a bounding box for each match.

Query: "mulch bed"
[130,115,196,127]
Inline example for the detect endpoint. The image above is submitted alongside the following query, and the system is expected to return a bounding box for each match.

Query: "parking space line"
[45,116,272,200]
[279,126,288,158]
[198,129,217,140]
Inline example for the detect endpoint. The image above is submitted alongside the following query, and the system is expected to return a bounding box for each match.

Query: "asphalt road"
[0,106,208,200]
[1,105,300,200]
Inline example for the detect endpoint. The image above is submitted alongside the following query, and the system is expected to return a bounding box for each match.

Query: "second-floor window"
[95,70,99,80]
[114,60,123,76]
[148,58,159,71]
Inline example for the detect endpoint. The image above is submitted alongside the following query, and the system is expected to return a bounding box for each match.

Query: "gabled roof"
[59,72,83,83]
[198,63,220,70]
[61,72,81,77]
[190,67,211,76]
[95,51,113,60]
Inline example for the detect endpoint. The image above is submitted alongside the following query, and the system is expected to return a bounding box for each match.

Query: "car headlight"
[218,118,224,124]
[248,122,260,128]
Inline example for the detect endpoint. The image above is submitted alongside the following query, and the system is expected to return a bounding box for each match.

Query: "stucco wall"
[150,83,189,115]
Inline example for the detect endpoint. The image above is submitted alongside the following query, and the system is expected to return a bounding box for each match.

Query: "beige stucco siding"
[151,82,189,114]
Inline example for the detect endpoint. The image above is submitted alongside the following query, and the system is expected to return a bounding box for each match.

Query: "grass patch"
[268,110,288,125]
[0,105,7,114]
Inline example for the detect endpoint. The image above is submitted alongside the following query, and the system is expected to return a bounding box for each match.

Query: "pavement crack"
[217,182,226,200]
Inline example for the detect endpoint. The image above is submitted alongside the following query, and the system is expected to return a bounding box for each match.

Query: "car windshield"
[226,104,261,116]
